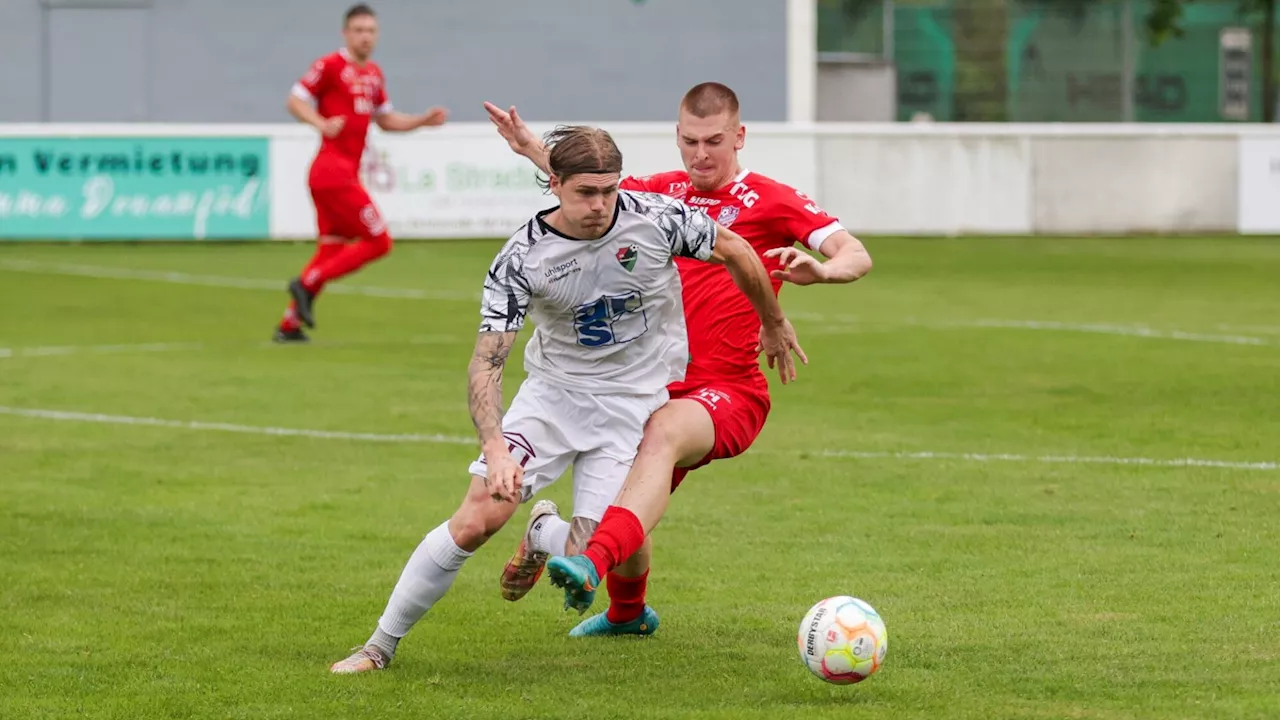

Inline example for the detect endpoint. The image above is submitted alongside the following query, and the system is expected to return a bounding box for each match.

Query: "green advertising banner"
[0,136,270,240]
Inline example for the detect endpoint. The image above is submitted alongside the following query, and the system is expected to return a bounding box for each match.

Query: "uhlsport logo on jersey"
[716,206,741,227]
[616,243,638,272]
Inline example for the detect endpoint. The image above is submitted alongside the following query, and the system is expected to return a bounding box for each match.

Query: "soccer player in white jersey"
[329,125,805,673]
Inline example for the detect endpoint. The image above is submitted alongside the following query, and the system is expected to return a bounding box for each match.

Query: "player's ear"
[548,173,562,199]
[736,124,746,151]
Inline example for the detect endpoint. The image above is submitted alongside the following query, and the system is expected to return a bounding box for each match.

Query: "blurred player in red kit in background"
[275,3,448,342]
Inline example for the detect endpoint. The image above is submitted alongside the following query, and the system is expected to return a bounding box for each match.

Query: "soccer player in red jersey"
[274,3,448,343]
[486,83,873,635]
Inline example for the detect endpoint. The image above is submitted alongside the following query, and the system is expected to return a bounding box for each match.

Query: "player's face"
[343,15,379,61]
[550,172,620,240]
[676,109,745,191]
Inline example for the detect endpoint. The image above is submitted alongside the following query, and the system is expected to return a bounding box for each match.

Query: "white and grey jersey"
[479,189,717,395]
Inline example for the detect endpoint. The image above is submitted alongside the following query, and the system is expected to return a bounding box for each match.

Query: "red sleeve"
[373,65,390,110]
[768,182,844,252]
[297,56,333,100]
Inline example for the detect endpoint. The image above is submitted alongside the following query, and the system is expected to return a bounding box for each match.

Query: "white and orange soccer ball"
[796,596,888,685]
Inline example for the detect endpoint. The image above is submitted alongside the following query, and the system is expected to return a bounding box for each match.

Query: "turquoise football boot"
[569,606,660,637]
[546,555,600,614]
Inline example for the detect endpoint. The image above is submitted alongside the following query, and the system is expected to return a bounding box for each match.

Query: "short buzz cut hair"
[344,3,376,25]
[680,82,740,119]
[536,125,624,191]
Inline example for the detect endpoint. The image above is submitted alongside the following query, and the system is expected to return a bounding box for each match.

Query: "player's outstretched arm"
[709,225,808,384]
[484,102,550,174]
[468,330,522,502]
[764,231,873,286]
[375,107,449,132]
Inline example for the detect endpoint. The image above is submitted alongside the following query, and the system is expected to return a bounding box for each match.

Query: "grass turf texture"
[1,237,1278,719]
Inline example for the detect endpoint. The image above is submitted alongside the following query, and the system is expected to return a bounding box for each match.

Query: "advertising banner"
[0,136,270,240]
[358,134,549,240]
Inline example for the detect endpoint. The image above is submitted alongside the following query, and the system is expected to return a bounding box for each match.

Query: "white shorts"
[467,376,668,522]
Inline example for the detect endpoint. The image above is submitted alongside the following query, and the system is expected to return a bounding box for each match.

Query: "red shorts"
[667,378,771,491]
[310,184,387,240]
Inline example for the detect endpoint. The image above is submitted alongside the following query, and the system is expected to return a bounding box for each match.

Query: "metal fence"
[818,0,1272,122]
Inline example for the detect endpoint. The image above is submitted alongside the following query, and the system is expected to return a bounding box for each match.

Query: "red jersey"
[292,49,391,188]
[621,169,844,389]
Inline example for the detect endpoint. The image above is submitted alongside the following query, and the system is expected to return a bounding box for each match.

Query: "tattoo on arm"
[565,517,599,556]
[467,331,515,448]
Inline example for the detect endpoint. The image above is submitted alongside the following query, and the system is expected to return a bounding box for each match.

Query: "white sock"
[531,514,571,555]
[369,521,474,652]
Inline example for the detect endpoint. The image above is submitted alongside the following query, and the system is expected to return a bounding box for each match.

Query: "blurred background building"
[817,0,1277,122]
[2,0,1274,124]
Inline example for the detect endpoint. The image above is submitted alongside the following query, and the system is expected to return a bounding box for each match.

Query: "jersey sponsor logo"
[716,206,740,227]
[340,66,357,84]
[616,244,638,273]
[573,291,648,347]
[729,182,759,208]
[687,196,721,206]
[667,181,691,197]
[545,258,581,282]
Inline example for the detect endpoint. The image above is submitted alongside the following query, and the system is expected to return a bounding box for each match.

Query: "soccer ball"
[796,596,888,684]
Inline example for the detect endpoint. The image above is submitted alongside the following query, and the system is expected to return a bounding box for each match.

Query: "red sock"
[302,233,392,292]
[280,241,344,331]
[582,506,645,579]
[605,570,648,624]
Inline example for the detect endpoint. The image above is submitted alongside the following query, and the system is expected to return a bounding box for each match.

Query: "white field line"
[0,406,475,445]
[2,405,1274,472]
[964,319,1270,346]
[793,314,1273,347]
[819,449,1277,472]
[3,260,1271,346]
[0,259,478,302]
[0,337,461,359]
[0,342,203,359]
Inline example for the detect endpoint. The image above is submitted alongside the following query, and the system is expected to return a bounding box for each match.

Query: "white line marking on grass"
[965,320,1271,346]
[0,260,477,302]
[0,342,203,359]
[0,406,475,446]
[819,449,1277,472]
[799,316,1272,347]
[2,406,1273,471]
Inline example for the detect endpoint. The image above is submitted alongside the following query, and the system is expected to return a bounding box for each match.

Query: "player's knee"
[365,232,392,258]
[447,508,488,549]
[451,493,511,548]
[639,408,692,461]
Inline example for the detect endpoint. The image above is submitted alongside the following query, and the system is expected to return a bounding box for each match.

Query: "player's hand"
[483,102,539,156]
[420,107,449,127]
[483,450,524,504]
[318,116,346,138]
[757,318,808,385]
[765,247,829,286]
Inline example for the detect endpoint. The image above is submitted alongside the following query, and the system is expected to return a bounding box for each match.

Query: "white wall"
[4,122,1280,239]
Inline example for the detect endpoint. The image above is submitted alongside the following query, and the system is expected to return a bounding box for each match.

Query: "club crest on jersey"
[716,206,741,227]
[616,244,638,272]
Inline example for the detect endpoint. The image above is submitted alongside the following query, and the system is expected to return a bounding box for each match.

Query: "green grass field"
[1,237,1278,719]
